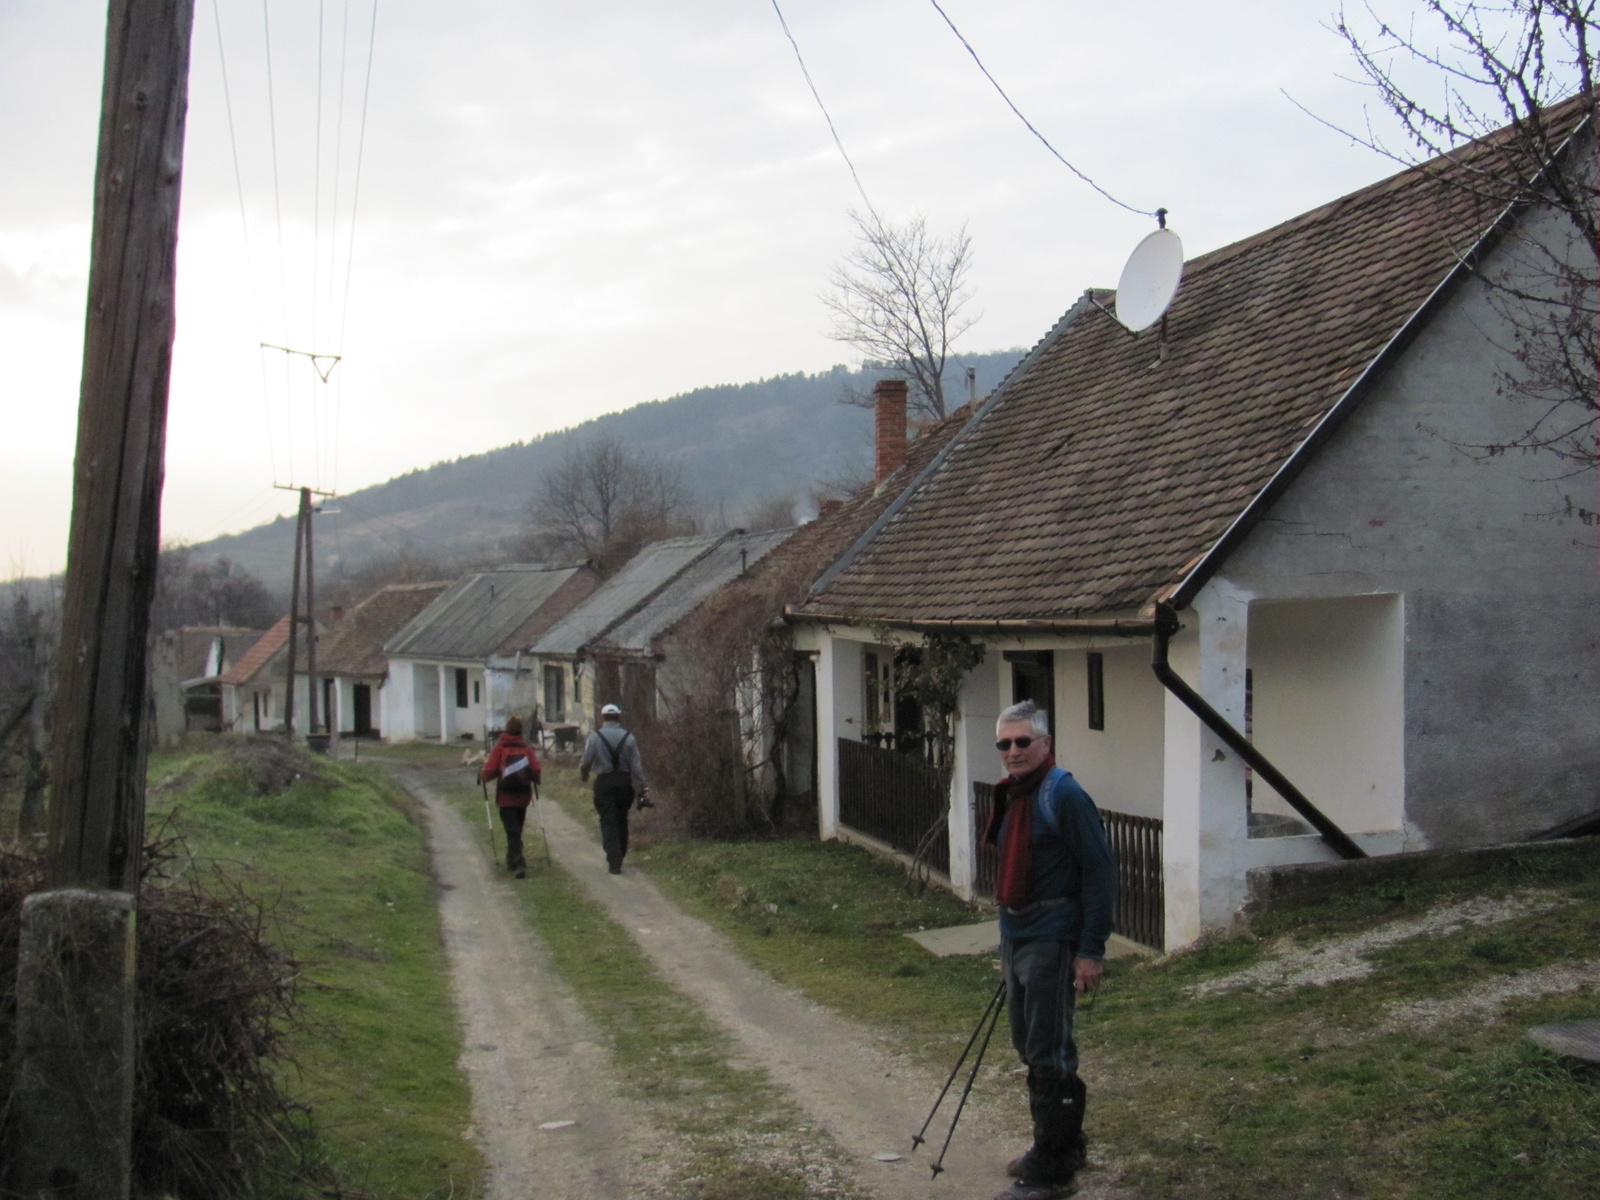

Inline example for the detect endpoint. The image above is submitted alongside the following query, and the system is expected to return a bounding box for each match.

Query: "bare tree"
[150,546,278,632]
[824,210,977,420]
[524,433,695,574]
[1324,2,1598,469]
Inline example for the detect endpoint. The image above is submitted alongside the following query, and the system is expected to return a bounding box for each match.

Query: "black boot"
[1008,1073,1086,1183]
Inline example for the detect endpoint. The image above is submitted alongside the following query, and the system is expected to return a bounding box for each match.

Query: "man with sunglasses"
[983,700,1117,1200]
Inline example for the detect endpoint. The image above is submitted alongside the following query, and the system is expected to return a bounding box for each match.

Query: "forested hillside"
[195,352,1024,591]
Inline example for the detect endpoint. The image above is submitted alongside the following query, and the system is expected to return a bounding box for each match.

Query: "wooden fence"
[838,738,949,874]
[972,782,1164,951]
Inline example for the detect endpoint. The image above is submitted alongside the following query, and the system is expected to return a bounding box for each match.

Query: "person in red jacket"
[480,716,542,877]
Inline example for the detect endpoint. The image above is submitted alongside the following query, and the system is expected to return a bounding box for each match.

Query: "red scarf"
[983,756,1056,909]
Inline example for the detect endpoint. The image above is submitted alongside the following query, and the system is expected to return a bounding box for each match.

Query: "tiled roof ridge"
[372,579,455,593]
[218,615,291,685]
[1189,94,1591,276]
[805,293,1098,603]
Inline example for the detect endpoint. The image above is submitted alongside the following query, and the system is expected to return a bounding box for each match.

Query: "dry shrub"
[0,833,322,1198]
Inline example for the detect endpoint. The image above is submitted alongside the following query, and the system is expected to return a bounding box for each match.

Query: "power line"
[337,0,380,354]
[925,0,1158,218]
[768,0,878,217]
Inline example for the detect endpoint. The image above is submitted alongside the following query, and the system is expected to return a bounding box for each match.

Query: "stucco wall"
[1054,645,1165,820]
[1248,595,1406,835]
[1223,198,1600,846]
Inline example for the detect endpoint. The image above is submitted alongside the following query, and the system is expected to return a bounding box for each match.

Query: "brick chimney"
[818,498,843,517]
[873,379,908,482]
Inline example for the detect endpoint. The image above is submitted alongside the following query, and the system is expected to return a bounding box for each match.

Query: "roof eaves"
[1171,113,1593,610]
[804,294,1096,603]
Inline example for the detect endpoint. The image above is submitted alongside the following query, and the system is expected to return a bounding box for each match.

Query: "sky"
[1,0,1441,577]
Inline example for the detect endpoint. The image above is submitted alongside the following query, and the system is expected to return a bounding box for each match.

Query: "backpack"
[499,742,535,792]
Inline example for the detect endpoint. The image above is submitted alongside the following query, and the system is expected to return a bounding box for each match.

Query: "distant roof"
[219,616,290,685]
[384,564,589,661]
[165,625,267,684]
[532,531,790,657]
[318,581,452,677]
[797,112,1581,623]
[604,528,793,654]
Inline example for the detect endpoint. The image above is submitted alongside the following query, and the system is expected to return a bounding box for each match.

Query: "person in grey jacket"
[579,703,649,874]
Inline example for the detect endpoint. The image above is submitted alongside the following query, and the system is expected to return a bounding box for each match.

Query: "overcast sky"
[2,0,1434,577]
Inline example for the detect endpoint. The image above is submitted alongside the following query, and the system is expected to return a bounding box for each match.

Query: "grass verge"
[414,759,862,1200]
[545,761,1600,1200]
[146,737,483,1199]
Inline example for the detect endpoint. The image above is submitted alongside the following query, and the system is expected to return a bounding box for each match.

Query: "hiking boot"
[991,1177,1077,1200]
[514,865,527,879]
[608,864,622,875]
[1008,1142,1086,1179]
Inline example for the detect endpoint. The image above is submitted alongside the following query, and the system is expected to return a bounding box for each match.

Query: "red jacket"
[481,733,542,807]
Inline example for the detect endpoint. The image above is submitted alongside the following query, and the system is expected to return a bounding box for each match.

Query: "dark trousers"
[593,774,634,868]
[1004,938,1087,1179]
[498,804,527,869]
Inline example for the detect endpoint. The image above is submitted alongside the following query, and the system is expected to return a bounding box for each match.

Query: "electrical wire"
[337,0,379,355]
[260,0,294,483]
[210,0,279,487]
[768,0,878,217]
[925,0,1158,218]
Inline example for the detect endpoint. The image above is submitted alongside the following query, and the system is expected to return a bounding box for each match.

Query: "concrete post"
[1161,584,1252,948]
[948,650,1002,900]
[815,631,840,839]
[438,666,454,744]
[10,890,138,1200]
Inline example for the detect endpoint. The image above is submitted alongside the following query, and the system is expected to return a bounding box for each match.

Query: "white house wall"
[1222,196,1600,846]
[1054,645,1165,821]
[1248,595,1406,837]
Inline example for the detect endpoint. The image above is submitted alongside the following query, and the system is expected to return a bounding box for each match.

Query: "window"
[1086,652,1105,731]
[454,668,469,708]
[543,665,566,723]
[472,679,481,705]
[862,650,894,746]
[1005,650,1056,734]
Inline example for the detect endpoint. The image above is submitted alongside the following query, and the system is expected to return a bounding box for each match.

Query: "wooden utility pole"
[283,489,306,734]
[275,483,333,744]
[8,1,195,1196]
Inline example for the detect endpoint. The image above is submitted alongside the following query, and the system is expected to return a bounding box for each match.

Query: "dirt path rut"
[413,772,663,1199]
[535,796,1053,1200]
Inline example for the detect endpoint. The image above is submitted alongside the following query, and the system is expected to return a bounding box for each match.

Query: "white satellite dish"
[1115,227,1184,333]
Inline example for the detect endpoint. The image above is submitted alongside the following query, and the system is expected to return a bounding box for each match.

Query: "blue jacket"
[997,766,1117,957]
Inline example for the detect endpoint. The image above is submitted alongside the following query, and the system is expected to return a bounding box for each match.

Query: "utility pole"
[8,2,195,1197]
[274,483,333,746]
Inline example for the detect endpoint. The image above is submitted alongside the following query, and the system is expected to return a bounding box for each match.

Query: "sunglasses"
[995,736,1043,751]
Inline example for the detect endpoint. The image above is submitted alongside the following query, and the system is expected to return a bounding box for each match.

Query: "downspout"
[1150,603,1367,860]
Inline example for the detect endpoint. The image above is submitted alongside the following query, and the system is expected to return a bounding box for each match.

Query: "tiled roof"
[384,564,590,661]
[218,616,290,685]
[317,582,452,677]
[167,625,267,683]
[797,123,1568,623]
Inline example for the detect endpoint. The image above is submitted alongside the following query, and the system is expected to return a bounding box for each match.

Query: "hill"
[194,353,1025,592]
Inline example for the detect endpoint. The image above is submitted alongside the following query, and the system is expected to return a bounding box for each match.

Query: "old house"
[217,615,325,735]
[310,581,451,740]
[382,563,598,742]
[524,529,794,733]
[150,625,267,745]
[789,117,1600,949]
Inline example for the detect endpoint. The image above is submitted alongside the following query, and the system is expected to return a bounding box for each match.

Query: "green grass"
[419,762,861,1200]
[146,737,483,1199]
[564,769,1600,1200]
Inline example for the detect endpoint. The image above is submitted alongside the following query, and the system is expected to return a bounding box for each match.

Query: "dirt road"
[412,772,666,1199]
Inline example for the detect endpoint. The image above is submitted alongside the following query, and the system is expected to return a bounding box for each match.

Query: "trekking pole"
[479,777,498,861]
[929,982,1006,1178]
[532,781,552,865]
[912,978,1006,1151]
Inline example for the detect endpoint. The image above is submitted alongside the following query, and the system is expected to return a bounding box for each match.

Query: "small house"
[311,581,452,739]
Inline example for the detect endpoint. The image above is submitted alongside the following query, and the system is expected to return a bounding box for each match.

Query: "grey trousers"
[1003,938,1080,1082]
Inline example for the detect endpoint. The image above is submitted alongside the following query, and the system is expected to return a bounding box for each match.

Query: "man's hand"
[1072,957,1103,994]
[579,770,589,783]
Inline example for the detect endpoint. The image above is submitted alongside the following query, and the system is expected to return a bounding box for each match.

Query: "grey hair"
[997,700,1050,737]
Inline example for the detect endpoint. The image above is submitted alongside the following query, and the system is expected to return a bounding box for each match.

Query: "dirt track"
[412,771,666,1199]
[406,765,1126,1199]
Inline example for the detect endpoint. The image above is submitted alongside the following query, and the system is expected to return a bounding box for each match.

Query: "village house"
[382,562,597,742]
[149,625,267,745]
[308,581,451,740]
[523,528,794,734]
[788,116,1600,950]
[217,615,325,735]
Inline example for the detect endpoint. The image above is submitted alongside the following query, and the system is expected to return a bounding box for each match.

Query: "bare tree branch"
[823,210,978,420]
